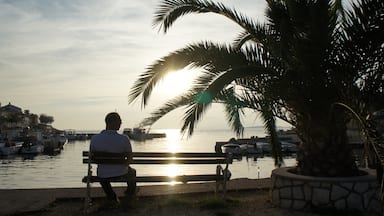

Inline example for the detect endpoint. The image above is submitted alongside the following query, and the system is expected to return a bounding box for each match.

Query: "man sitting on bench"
[90,112,136,203]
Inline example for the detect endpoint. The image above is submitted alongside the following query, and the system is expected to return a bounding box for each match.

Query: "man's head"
[105,112,122,130]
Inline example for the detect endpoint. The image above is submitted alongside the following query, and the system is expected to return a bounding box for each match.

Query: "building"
[0,102,22,114]
[0,102,27,129]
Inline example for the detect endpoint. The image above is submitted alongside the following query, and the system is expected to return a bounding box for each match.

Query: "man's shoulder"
[90,132,103,140]
[117,133,130,142]
[118,133,129,138]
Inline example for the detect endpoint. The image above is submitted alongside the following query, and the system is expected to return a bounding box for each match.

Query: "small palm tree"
[129,0,383,177]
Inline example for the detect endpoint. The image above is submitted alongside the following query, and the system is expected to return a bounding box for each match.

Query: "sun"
[157,68,195,97]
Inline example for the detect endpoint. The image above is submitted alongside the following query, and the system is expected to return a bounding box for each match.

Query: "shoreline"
[0,178,271,216]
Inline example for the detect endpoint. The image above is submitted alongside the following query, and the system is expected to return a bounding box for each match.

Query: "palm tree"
[128,0,384,177]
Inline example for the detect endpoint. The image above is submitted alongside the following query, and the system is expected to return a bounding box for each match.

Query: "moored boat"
[17,135,44,155]
[123,127,166,141]
[54,132,68,146]
[40,134,63,155]
[20,142,44,154]
[215,136,298,155]
[0,141,23,156]
[221,143,243,155]
[65,130,78,141]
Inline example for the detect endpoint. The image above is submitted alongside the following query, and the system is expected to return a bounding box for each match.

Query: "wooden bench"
[82,151,232,209]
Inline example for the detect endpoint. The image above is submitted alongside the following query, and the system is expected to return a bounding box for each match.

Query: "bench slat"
[83,159,129,164]
[133,152,227,158]
[133,158,228,164]
[137,175,223,182]
[82,151,228,158]
[83,158,228,164]
[82,174,223,183]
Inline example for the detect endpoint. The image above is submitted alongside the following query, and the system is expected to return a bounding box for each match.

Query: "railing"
[360,123,384,204]
[368,139,384,202]
[351,122,384,203]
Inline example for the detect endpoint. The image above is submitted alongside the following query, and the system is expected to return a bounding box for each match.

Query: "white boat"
[54,133,68,146]
[64,130,86,141]
[215,133,298,155]
[240,143,263,154]
[277,129,301,144]
[20,142,44,154]
[65,130,78,141]
[256,142,272,154]
[0,141,23,156]
[281,141,297,153]
[40,134,62,154]
[123,128,145,140]
[255,141,297,154]
[221,143,243,155]
[123,128,166,141]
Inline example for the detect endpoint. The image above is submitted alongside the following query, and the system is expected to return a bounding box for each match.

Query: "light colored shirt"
[90,130,132,178]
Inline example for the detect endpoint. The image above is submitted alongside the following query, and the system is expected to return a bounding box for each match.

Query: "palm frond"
[128,42,231,107]
[218,88,246,137]
[154,0,270,46]
[129,41,278,108]
[332,0,384,109]
[178,68,266,135]
[233,31,254,49]
[179,66,274,135]
[179,64,277,135]
[128,49,193,107]
[139,92,196,127]
[329,0,346,26]
[181,101,211,136]
[233,24,275,49]
[259,97,282,166]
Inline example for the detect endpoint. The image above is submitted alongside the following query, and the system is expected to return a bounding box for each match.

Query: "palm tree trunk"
[295,114,359,177]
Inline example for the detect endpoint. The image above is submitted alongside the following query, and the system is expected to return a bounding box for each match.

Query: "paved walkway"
[0,178,271,216]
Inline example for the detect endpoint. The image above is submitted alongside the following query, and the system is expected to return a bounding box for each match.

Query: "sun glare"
[166,164,179,177]
[164,129,182,153]
[157,69,195,97]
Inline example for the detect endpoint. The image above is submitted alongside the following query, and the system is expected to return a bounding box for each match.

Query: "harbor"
[215,129,301,156]
[0,128,297,189]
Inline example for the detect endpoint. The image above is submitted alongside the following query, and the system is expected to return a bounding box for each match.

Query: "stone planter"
[271,167,382,214]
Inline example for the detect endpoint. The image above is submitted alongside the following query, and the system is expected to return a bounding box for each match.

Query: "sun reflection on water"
[167,164,179,186]
[167,164,179,177]
[163,129,182,153]
[158,130,185,182]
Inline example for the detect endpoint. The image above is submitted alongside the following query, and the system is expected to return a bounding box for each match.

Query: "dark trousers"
[100,167,136,201]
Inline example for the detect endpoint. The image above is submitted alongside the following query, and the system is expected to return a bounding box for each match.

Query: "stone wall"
[271,167,382,215]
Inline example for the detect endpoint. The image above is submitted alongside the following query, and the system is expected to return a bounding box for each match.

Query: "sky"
[0,0,283,131]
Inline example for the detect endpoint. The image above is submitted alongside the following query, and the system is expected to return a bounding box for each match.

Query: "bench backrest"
[82,151,233,165]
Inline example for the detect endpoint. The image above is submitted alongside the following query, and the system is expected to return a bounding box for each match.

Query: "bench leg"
[84,164,92,213]
[216,165,226,196]
[84,182,91,213]
[216,165,231,198]
[223,170,227,198]
[216,165,222,194]
[223,168,231,198]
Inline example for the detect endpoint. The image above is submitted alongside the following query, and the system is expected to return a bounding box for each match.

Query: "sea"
[0,127,297,189]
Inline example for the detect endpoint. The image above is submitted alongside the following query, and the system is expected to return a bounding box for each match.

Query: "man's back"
[90,130,132,178]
